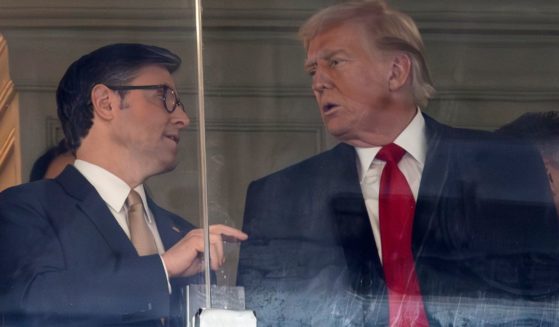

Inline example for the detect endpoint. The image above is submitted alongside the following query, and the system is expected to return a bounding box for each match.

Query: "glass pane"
[3,0,559,326]
[202,0,559,326]
[0,1,211,325]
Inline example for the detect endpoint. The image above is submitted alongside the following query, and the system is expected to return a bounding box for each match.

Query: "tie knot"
[126,190,142,209]
[376,143,406,164]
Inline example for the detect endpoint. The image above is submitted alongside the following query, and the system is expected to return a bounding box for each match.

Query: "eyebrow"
[304,61,316,73]
[304,49,350,70]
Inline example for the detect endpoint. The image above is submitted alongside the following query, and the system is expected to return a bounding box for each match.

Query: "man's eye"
[156,90,166,99]
[305,64,316,76]
[329,59,341,68]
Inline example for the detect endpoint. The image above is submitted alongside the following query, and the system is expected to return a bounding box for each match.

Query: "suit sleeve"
[0,186,170,323]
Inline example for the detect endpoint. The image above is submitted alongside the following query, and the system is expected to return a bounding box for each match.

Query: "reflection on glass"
[235,1,559,326]
[2,0,559,326]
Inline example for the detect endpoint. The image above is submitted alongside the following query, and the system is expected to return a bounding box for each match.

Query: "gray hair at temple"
[496,111,559,166]
[298,0,435,108]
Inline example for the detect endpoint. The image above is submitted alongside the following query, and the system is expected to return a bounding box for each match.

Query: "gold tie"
[126,190,158,256]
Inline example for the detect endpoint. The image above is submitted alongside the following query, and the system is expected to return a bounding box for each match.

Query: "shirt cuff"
[159,255,172,294]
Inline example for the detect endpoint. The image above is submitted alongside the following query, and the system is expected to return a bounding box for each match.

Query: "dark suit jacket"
[238,114,559,326]
[0,166,197,327]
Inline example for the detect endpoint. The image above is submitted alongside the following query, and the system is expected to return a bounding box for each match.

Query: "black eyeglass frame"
[105,84,185,113]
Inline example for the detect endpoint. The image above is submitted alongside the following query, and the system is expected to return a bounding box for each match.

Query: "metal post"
[194,0,211,309]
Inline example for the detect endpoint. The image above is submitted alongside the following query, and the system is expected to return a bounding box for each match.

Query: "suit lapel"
[413,114,455,260]
[329,143,385,293]
[148,198,188,250]
[56,166,137,257]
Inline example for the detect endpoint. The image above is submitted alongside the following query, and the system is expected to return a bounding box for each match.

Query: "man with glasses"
[0,43,247,326]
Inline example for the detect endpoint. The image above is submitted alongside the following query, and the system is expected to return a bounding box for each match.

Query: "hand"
[162,224,248,278]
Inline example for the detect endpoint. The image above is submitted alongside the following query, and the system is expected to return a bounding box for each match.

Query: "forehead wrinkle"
[324,49,350,60]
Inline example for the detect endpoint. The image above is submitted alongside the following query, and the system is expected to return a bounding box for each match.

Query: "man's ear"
[388,53,412,91]
[91,84,114,121]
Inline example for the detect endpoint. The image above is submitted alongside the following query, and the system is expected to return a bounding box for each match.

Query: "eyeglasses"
[105,84,185,113]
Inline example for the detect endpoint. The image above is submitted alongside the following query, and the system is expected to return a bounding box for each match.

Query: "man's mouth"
[165,135,180,144]
[322,103,339,113]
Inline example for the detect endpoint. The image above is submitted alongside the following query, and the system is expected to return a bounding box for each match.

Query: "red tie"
[376,143,429,326]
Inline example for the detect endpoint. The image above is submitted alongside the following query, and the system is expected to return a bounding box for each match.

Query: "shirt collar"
[73,159,148,213]
[355,109,427,181]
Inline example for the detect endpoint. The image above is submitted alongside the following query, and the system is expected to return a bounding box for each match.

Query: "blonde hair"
[299,0,435,108]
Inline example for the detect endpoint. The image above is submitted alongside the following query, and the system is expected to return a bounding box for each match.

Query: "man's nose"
[311,69,332,94]
[171,107,190,129]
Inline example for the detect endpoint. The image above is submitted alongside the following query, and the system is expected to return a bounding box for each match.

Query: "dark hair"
[56,43,182,152]
[29,139,70,182]
[496,111,559,164]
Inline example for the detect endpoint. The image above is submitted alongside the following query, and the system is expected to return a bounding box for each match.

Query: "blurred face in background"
[543,158,559,213]
[44,152,75,179]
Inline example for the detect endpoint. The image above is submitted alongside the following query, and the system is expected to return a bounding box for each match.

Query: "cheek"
[338,69,379,96]
[124,119,159,143]
[313,90,320,102]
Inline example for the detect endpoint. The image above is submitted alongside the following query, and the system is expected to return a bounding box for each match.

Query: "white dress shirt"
[355,110,427,263]
[73,159,171,291]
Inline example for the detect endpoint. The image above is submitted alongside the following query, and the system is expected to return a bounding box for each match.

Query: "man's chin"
[163,160,179,173]
[151,159,179,177]
[325,124,351,141]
